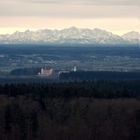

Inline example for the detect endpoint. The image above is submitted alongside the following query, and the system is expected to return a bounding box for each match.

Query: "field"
[0,44,140,74]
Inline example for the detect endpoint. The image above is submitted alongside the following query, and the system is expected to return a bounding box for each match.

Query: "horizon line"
[0,27,139,36]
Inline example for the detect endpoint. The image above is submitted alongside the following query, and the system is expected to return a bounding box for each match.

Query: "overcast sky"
[0,0,139,35]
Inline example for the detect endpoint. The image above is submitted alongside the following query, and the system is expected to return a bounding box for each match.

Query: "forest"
[0,80,140,140]
[59,71,140,81]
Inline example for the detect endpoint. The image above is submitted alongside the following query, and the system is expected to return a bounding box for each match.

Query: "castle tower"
[73,66,77,72]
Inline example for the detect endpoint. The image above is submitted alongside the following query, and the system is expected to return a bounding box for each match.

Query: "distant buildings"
[38,66,77,78]
[38,68,53,77]
[58,66,77,77]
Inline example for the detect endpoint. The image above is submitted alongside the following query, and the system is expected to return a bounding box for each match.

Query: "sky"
[0,0,139,35]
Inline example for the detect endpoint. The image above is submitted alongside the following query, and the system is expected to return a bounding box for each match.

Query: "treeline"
[0,81,140,140]
[59,71,140,80]
[10,67,40,76]
[0,80,140,98]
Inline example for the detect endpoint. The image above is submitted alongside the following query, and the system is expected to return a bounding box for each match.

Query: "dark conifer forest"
[0,80,140,140]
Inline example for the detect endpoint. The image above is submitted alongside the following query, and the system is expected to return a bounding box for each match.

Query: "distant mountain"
[0,27,139,45]
[122,31,140,44]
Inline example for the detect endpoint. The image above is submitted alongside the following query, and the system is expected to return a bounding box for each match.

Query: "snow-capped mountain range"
[0,27,140,45]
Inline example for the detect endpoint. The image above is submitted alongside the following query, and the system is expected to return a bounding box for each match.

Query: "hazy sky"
[0,0,139,35]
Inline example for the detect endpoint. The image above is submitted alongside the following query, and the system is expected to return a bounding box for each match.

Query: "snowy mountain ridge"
[0,27,139,45]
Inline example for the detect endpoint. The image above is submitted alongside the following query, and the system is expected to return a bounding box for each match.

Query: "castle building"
[38,68,53,77]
